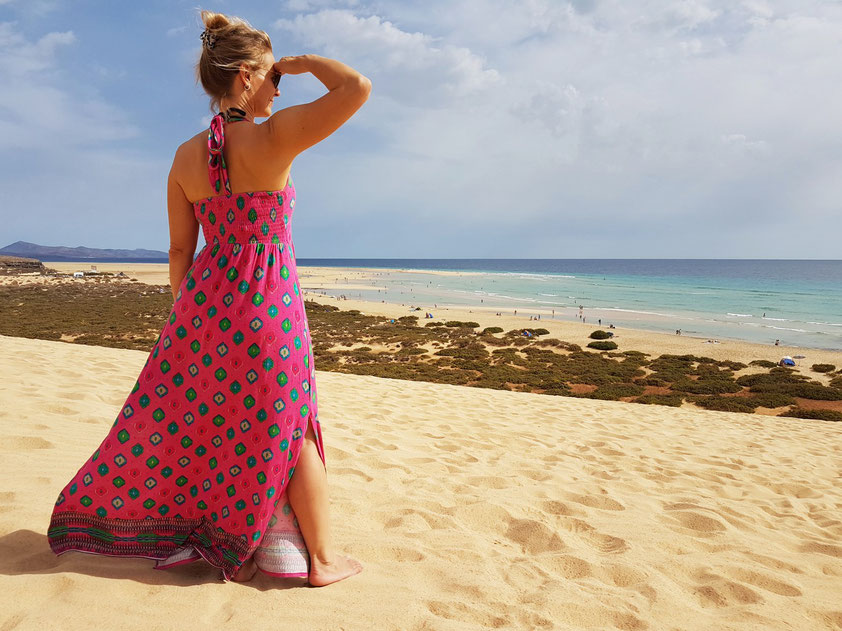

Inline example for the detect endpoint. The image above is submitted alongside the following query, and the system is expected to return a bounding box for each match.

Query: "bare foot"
[308,553,363,587]
[231,556,258,583]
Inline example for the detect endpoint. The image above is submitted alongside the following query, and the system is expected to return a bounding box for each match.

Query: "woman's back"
[178,120,293,204]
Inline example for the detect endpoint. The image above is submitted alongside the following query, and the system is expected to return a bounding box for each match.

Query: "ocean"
[299,259,842,351]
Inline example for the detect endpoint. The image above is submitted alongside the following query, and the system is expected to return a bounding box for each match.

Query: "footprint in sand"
[558,517,628,553]
[691,569,764,606]
[545,554,592,579]
[725,566,803,597]
[541,500,576,516]
[564,492,625,511]
[505,517,566,554]
[663,503,727,534]
[6,436,53,450]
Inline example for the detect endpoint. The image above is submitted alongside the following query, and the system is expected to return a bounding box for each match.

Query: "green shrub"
[578,383,644,400]
[587,341,618,351]
[646,355,697,382]
[811,363,836,373]
[695,396,758,413]
[671,376,741,395]
[779,407,842,422]
[641,377,667,386]
[785,384,842,400]
[622,350,650,359]
[445,320,480,328]
[734,368,842,399]
[434,343,489,360]
[481,326,503,334]
[633,393,684,407]
[396,347,427,356]
[736,367,808,388]
[747,392,797,408]
[749,359,777,368]
[589,330,612,340]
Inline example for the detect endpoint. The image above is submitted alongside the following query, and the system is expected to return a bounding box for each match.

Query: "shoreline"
[29,261,842,368]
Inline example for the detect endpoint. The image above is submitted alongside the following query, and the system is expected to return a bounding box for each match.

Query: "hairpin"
[200,29,217,50]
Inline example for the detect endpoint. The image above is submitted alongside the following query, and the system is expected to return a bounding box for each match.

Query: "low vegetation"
[587,341,618,351]
[589,330,612,340]
[2,279,840,422]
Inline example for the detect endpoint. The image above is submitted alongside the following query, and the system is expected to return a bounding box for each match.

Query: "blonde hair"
[195,9,273,114]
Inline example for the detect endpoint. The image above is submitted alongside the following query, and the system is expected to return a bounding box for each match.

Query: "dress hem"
[47,510,252,581]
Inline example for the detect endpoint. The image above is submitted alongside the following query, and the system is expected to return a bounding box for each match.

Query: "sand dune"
[1,332,841,630]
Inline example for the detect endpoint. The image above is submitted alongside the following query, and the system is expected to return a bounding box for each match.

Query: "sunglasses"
[254,66,281,89]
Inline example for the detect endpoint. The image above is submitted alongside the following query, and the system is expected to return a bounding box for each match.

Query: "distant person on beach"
[48,10,369,587]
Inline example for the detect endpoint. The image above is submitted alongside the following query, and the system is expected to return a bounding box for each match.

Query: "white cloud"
[0,21,157,247]
[273,9,501,106]
[270,0,842,255]
[0,22,75,74]
[0,22,139,150]
[285,0,361,10]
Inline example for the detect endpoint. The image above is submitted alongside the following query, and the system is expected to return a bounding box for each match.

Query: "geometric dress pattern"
[47,111,325,582]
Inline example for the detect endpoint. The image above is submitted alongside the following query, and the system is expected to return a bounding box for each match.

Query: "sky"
[1,0,840,258]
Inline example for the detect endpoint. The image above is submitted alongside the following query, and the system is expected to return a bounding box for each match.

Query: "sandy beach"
[1,330,841,629]
[2,262,840,629]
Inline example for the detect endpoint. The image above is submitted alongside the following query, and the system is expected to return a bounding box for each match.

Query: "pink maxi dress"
[47,111,326,582]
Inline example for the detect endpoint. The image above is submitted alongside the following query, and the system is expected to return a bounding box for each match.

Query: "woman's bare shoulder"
[172,130,207,167]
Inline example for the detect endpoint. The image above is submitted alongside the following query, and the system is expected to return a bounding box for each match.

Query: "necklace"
[222,106,250,123]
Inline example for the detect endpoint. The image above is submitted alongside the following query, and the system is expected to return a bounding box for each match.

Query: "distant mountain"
[0,240,171,262]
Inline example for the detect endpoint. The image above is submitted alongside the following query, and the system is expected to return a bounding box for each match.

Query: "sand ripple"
[2,333,842,630]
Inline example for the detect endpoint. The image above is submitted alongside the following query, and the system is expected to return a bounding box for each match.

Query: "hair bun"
[201,11,230,31]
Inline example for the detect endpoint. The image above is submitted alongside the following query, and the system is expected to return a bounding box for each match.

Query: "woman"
[46,10,369,586]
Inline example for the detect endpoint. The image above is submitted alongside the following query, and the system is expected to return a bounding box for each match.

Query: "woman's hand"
[273,55,310,77]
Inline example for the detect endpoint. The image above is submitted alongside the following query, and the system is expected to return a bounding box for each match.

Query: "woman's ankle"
[311,548,338,565]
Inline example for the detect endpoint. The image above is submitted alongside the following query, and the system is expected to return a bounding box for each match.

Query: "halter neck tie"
[207,107,249,195]
[207,113,228,195]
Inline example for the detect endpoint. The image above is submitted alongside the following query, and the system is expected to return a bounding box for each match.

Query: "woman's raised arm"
[266,54,371,159]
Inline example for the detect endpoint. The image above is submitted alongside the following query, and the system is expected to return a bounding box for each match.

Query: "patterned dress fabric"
[47,111,325,582]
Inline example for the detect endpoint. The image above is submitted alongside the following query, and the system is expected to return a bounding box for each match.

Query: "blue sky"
[1,0,840,258]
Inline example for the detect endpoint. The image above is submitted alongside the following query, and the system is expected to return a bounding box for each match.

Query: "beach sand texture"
[1,332,841,630]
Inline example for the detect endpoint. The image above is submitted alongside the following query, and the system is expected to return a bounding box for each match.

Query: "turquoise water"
[301,260,842,351]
